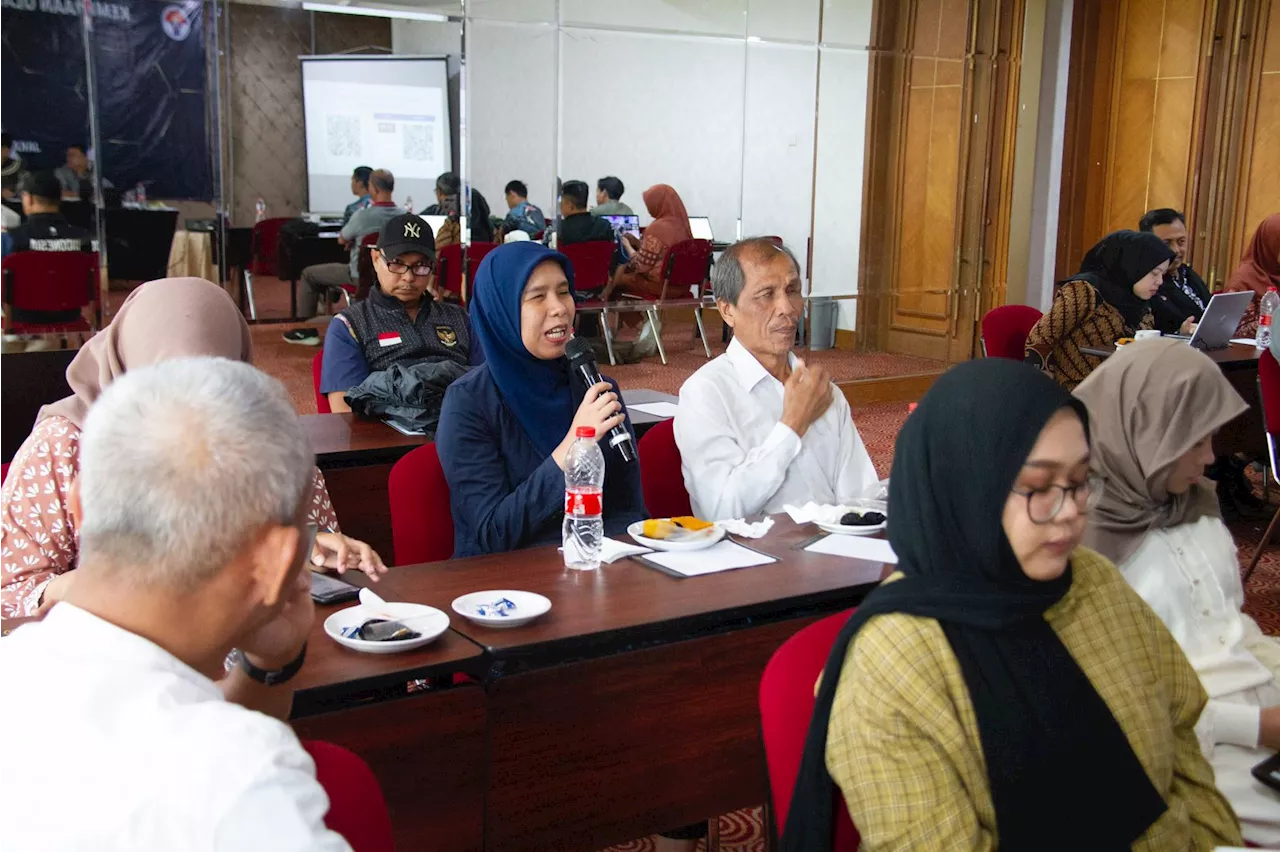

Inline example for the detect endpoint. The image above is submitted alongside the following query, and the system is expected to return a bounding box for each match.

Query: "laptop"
[601,214,640,241]
[688,216,714,242]
[1183,291,1254,350]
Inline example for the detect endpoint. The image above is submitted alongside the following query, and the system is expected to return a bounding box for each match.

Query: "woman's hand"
[310,532,388,581]
[1179,316,1198,336]
[621,233,639,258]
[553,381,625,469]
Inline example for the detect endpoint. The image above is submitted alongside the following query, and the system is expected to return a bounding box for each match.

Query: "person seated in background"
[1,277,385,620]
[557,180,615,248]
[499,180,547,239]
[342,165,373,225]
[1,357,353,850]
[469,187,496,244]
[591,176,633,217]
[421,171,459,216]
[675,238,877,520]
[284,168,404,344]
[437,242,644,558]
[1075,338,1280,847]
[320,213,477,416]
[3,170,94,325]
[1226,212,1280,338]
[787,358,1241,852]
[53,143,107,201]
[1139,208,1211,335]
[1,132,27,199]
[1024,230,1175,390]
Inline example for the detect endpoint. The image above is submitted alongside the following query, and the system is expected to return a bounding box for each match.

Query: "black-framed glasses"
[1010,472,1105,524]
[380,251,434,276]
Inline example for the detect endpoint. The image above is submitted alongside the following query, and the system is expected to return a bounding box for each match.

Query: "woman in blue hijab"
[436,241,646,557]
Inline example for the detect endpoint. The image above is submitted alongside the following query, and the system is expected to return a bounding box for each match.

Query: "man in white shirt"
[675,238,878,519]
[0,357,352,851]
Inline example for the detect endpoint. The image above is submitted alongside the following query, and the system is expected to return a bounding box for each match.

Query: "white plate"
[627,520,726,552]
[816,519,887,537]
[452,590,551,628]
[323,602,450,654]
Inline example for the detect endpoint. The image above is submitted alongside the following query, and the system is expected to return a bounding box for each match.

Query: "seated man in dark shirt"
[321,213,480,413]
[1139,207,1211,335]
[5,170,94,325]
[557,180,615,248]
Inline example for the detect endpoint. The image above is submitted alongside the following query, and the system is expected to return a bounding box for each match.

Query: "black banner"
[1,0,211,200]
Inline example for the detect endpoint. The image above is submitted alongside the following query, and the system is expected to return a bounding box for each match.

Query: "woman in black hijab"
[1024,230,1174,390]
[785,358,1239,851]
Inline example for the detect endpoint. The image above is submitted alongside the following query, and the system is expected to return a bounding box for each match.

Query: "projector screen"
[301,56,451,214]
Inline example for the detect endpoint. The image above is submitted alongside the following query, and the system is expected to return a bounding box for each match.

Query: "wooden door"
[1224,0,1279,272]
[858,0,1026,362]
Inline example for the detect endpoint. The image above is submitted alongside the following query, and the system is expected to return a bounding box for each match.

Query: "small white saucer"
[451,590,551,628]
[627,520,725,552]
[323,602,450,654]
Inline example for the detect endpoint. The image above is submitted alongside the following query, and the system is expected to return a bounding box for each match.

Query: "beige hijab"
[37,277,252,428]
[1074,337,1246,564]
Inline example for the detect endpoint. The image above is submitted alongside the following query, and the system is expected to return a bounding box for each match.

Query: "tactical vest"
[340,287,470,374]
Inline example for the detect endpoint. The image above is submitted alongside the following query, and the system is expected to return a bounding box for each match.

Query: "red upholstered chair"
[759,610,861,851]
[1245,349,1280,582]
[302,741,394,852]
[387,443,454,565]
[559,240,615,295]
[436,243,465,304]
[980,305,1043,360]
[1,251,99,334]
[312,351,331,414]
[349,233,380,304]
[1,463,9,485]
[636,418,693,518]
[244,216,291,320]
[465,241,499,302]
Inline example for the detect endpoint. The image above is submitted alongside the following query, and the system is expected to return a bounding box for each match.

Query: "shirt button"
[1193,579,1200,586]
[1202,609,1210,617]
[1219,637,1227,645]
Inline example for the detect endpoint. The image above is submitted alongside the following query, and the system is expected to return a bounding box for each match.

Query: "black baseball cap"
[377,213,435,260]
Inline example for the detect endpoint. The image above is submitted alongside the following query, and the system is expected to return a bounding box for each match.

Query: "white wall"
[391,19,463,177]
[1026,0,1073,311]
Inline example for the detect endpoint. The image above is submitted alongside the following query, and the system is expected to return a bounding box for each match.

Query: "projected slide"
[302,58,451,214]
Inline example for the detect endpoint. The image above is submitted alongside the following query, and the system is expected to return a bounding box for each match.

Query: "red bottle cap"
[575,427,596,438]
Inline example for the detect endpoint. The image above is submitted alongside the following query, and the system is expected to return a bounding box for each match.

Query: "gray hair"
[77,357,314,590]
[710,237,801,306]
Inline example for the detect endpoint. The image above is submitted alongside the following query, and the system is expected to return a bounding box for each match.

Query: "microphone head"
[564,335,596,366]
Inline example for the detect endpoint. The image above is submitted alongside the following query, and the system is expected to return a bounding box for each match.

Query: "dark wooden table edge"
[314,444,422,469]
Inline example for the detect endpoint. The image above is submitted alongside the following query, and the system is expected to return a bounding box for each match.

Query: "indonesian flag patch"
[378,332,403,348]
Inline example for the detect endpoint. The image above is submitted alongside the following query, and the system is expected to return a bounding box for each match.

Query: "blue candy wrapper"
[475,597,518,618]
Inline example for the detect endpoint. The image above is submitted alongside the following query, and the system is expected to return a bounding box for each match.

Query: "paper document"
[805,535,898,565]
[1229,338,1260,346]
[629,401,680,418]
[645,541,776,577]
[382,419,427,436]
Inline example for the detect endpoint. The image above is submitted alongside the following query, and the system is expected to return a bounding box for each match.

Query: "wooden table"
[292,602,488,852]
[303,413,427,562]
[619,388,678,438]
[305,517,884,850]
[1081,341,1261,367]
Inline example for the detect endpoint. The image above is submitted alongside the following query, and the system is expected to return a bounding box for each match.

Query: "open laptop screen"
[688,217,714,241]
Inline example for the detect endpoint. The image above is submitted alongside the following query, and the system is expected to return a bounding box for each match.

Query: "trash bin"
[808,296,837,350]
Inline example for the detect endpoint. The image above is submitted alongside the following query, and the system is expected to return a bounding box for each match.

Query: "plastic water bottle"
[255,197,267,224]
[562,426,605,570]
[1257,286,1279,349]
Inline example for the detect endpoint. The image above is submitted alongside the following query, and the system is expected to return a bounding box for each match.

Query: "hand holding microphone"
[563,337,638,464]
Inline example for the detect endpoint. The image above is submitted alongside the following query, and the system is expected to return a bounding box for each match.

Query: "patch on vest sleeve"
[378,332,403,347]
[435,325,458,347]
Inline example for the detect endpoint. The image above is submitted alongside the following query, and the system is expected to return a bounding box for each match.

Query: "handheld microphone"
[565,336,637,463]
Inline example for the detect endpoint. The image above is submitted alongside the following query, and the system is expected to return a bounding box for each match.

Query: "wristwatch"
[230,643,307,686]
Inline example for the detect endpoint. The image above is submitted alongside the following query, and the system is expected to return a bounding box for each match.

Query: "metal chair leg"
[693,306,711,358]
[600,309,617,366]
[705,815,720,852]
[1244,504,1280,583]
[243,271,258,320]
[648,307,667,365]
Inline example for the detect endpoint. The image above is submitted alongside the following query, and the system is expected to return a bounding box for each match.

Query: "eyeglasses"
[380,251,434,276]
[1010,472,1105,524]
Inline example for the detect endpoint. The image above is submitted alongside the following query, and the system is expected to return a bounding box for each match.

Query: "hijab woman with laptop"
[1024,230,1175,390]
[436,242,645,558]
[1227,212,1280,338]
[0,278,387,620]
[784,358,1240,852]
[1075,338,1280,846]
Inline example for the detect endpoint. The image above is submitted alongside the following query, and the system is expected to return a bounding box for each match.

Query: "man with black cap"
[319,212,479,413]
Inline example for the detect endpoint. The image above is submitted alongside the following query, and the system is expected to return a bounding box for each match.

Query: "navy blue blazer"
[435,362,647,558]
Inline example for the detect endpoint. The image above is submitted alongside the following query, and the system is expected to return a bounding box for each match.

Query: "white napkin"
[715,517,774,539]
[559,537,653,564]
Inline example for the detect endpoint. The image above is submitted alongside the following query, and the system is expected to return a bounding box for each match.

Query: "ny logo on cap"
[404,221,421,239]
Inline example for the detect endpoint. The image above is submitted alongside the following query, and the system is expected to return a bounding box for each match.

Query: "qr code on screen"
[402,124,433,161]
[327,116,361,157]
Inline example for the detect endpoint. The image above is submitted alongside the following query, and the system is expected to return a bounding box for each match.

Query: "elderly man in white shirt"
[675,238,878,520]
[0,357,353,851]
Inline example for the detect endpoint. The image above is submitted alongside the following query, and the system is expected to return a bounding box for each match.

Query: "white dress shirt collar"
[724,336,798,393]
